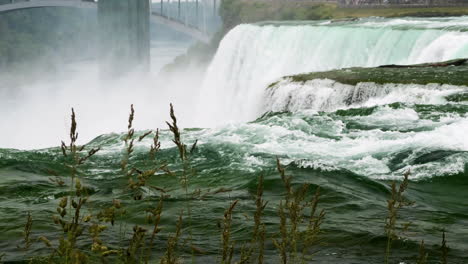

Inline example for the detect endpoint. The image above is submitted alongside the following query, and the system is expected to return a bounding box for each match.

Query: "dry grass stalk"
[166,103,187,162]
[122,104,135,176]
[61,109,77,190]
[127,104,135,132]
[96,202,124,259]
[47,169,66,187]
[78,147,101,165]
[97,199,125,227]
[221,200,238,264]
[440,231,448,264]
[117,105,174,263]
[44,180,89,262]
[161,212,184,264]
[89,223,109,255]
[417,240,428,264]
[118,105,171,263]
[125,226,148,263]
[44,108,100,263]
[301,187,325,263]
[49,176,66,187]
[18,212,33,250]
[16,106,177,263]
[138,131,153,142]
[196,187,233,200]
[122,105,167,200]
[253,175,267,264]
[274,158,322,264]
[273,201,288,264]
[150,129,161,161]
[145,198,164,263]
[289,184,309,262]
[276,158,293,202]
[37,236,52,248]
[60,108,100,193]
[166,103,192,194]
[240,175,267,264]
[384,170,413,264]
[166,103,199,258]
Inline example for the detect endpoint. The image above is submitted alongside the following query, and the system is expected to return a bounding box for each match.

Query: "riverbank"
[333,5,468,18]
[220,0,468,31]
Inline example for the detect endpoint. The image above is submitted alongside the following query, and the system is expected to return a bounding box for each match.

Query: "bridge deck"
[0,0,96,12]
[0,0,210,43]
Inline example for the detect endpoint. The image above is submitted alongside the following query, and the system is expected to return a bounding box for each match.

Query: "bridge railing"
[151,0,219,34]
[0,0,219,42]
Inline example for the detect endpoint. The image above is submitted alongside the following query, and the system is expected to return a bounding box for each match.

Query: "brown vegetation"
[0,104,452,264]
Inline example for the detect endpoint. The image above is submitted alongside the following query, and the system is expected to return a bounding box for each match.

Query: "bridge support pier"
[98,0,150,76]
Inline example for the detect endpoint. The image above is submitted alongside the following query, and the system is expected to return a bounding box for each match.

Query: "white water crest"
[197,17,468,125]
[93,100,468,180]
[264,79,467,113]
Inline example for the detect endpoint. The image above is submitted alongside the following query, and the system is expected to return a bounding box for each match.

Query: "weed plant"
[239,175,267,264]
[384,170,413,264]
[4,105,452,264]
[273,159,325,264]
[221,200,238,264]
[440,231,449,264]
[19,212,33,250]
[417,240,428,264]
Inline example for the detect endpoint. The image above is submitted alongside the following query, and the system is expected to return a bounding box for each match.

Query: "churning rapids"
[1,16,467,262]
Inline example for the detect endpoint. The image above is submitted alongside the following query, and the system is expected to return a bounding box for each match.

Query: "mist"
[0,5,216,150]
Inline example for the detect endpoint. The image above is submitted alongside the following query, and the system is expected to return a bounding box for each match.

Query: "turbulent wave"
[5,100,465,181]
[197,17,468,124]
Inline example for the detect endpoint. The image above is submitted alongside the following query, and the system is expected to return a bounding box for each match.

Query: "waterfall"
[264,79,466,113]
[196,17,468,125]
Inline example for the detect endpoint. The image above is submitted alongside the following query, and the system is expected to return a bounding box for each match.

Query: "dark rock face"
[378,58,468,68]
[287,58,468,86]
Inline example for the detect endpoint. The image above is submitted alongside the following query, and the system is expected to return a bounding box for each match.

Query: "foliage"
[273,159,325,264]
[219,0,334,32]
[384,170,413,264]
[417,240,428,264]
[0,104,454,263]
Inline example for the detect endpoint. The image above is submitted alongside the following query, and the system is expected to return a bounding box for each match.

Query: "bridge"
[0,0,216,74]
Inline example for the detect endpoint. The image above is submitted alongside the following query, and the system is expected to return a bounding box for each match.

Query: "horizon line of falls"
[196,17,468,126]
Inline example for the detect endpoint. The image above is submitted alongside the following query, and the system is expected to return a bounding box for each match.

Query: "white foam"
[264,79,467,113]
[89,103,468,180]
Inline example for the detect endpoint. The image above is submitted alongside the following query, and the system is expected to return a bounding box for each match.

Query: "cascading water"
[264,80,467,113]
[198,17,468,125]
